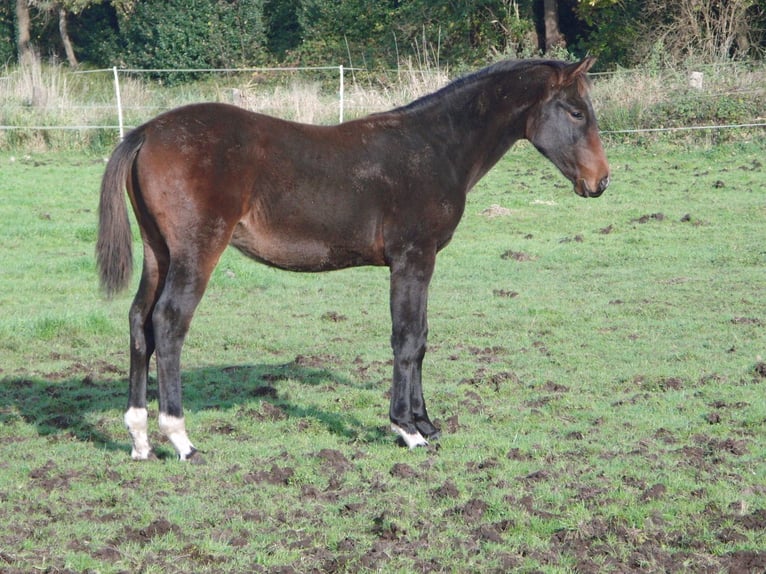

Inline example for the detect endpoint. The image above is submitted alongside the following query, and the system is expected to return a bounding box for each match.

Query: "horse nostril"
[598,175,610,193]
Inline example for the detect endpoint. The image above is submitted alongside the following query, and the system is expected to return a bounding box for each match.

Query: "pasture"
[0,138,765,573]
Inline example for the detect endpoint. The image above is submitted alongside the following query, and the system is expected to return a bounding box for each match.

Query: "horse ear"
[560,57,597,86]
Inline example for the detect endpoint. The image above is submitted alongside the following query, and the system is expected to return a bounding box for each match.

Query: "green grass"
[0,139,765,573]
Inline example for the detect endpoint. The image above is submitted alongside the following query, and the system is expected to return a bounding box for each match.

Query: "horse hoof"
[182,448,207,465]
[426,430,442,442]
[131,450,158,461]
[391,424,429,449]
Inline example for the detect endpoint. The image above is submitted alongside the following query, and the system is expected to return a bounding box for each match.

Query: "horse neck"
[400,72,545,192]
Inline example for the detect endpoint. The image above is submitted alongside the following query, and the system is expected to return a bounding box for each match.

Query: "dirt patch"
[291,354,335,368]
[121,518,181,544]
[542,380,569,393]
[458,498,489,522]
[251,402,288,422]
[724,551,766,574]
[493,289,519,298]
[460,368,520,390]
[390,462,418,479]
[250,384,278,398]
[733,509,766,530]
[631,212,665,224]
[243,464,295,486]
[559,234,584,243]
[500,250,536,261]
[321,311,347,322]
[731,316,763,326]
[29,459,81,490]
[316,448,352,476]
[639,483,667,501]
[480,204,512,218]
[431,480,460,500]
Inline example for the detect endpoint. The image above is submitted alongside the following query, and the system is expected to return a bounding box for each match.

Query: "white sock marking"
[158,413,196,460]
[391,424,429,449]
[124,407,152,460]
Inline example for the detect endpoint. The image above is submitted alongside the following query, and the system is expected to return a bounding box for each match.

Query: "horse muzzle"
[575,175,610,198]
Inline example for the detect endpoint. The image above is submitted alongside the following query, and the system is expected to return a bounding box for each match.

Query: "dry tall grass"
[591,62,766,137]
[0,53,763,152]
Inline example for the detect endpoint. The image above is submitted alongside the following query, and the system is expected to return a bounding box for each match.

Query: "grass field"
[0,137,765,573]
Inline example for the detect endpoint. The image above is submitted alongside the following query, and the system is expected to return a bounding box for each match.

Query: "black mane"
[393,59,564,115]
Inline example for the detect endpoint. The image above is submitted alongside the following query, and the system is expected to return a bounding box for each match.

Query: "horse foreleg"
[388,248,440,449]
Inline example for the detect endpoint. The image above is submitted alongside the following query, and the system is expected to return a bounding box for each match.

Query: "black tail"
[96,130,145,297]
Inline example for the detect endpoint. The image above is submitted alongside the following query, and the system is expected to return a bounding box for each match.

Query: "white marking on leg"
[124,407,152,460]
[391,424,429,449]
[158,413,196,460]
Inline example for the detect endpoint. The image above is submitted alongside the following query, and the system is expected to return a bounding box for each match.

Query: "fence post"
[339,64,344,124]
[112,66,124,140]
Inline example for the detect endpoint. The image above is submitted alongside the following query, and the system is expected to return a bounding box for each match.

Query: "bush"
[118,0,267,80]
[592,62,766,142]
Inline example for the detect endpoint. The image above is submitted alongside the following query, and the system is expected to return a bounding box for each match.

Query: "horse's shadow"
[0,360,386,458]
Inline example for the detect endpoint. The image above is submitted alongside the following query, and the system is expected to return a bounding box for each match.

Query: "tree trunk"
[16,0,34,65]
[59,6,79,66]
[543,0,564,54]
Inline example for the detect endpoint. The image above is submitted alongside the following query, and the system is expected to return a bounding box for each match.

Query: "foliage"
[292,0,540,68]
[67,2,122,68]
[116,0,266,77]
[263,0,302,57]
[0,1,14,65]
[5,1,766,71]
[296,0,397,65]
[639,0,765,63]
[574,0,644,66]
[1,140,765,572]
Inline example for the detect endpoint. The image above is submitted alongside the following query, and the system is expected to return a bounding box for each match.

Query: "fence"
[0,62,764,148]
[589,64,766,138]
[0,65,353,139]
[104,65,352,139]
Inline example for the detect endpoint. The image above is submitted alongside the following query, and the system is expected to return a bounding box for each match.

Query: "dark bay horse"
[97,57,610,461]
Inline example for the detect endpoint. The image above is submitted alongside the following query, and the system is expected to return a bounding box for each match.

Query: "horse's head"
[525,58,610,198]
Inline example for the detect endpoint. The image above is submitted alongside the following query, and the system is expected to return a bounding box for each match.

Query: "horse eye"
[570,110,585,120]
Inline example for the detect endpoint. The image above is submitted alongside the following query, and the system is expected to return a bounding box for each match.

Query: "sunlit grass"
[0,139,764,572]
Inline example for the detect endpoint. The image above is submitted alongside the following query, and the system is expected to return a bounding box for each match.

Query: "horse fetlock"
[391,423,429,449]
[125,407,153,460]
[158,413,196,460]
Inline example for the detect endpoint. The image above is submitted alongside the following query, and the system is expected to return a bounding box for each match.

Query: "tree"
[543,0,564,53]
[57,3,78,65]
[15,0,34,65]
[15,0,99,67]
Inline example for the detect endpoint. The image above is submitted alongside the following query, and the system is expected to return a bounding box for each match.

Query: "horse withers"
[97,57,609,461]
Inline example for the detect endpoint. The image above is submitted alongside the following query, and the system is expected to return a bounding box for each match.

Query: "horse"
[97,57,610,461]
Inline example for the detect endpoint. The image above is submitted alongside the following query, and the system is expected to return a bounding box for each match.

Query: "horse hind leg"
[152,246,226,462]
[125,244,165,460]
